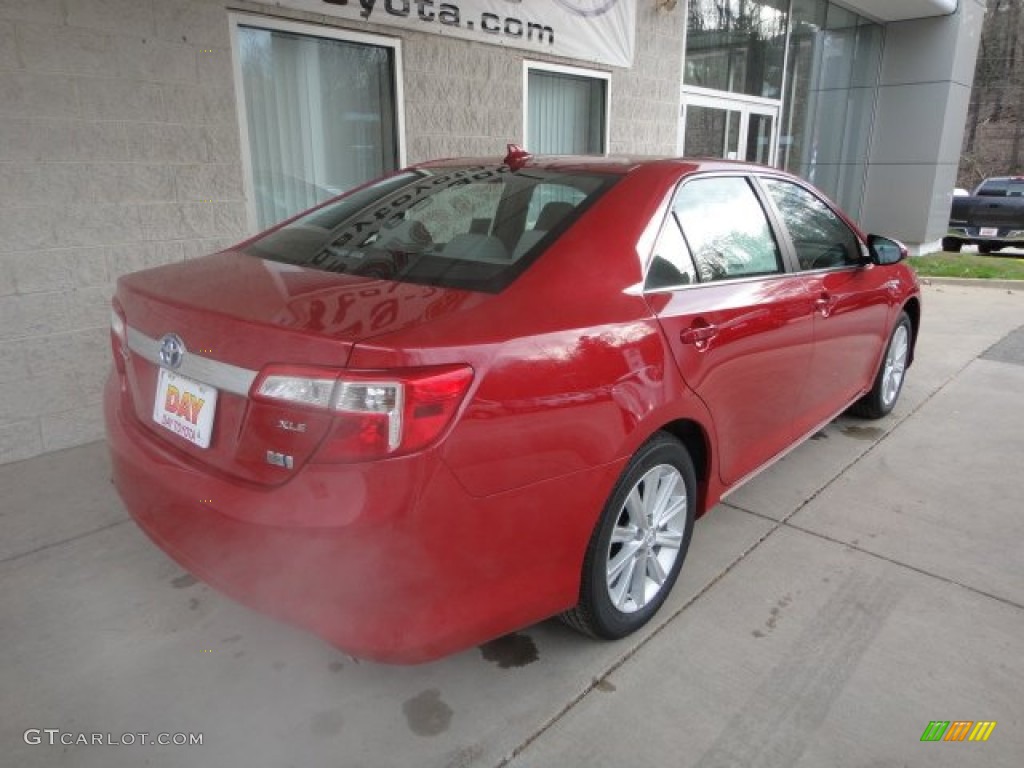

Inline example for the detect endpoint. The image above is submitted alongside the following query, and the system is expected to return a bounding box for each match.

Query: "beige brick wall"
[0,0,686,465]
[610,5,685,155]
[406,2,685,160]
[0,0,246,463]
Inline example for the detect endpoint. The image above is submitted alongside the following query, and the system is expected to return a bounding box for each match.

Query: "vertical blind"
[238,26,398,229]
[527,70,607,155]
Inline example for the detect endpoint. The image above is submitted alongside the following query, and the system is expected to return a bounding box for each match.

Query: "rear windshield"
[242,166,619,292]
[976,179,1024,197]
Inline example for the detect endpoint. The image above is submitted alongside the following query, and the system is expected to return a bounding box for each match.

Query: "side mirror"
[867,234,907,265]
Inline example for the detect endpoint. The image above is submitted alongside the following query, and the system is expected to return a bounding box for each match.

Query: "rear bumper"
[105,373,614,662]
[945,227,1024,248]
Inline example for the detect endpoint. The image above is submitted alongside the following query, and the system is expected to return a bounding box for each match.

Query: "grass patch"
[911,251,1024,280]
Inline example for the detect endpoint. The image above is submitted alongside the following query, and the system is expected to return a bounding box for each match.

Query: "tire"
[848,312,912,420]
[561,433,696,640]
[941,238,962,253]
[979,244,993,254]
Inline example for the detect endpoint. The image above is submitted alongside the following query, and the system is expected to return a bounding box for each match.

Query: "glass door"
[745,112,775,164]
[681,91,779,166]
[684,104,741,160]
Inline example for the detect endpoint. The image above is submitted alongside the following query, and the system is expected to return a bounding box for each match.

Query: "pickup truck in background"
[944,176,1024,253]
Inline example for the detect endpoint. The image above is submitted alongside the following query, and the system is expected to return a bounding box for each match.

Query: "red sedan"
[105,149,920,662]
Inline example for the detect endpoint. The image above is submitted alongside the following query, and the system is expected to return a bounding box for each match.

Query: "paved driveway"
[2,283,1023,768]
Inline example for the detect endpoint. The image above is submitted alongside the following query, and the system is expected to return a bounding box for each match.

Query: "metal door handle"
[680,324,718,345]
[815,293,837,317]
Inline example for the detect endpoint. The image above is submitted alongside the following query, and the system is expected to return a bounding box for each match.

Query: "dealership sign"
[277,0,636,67]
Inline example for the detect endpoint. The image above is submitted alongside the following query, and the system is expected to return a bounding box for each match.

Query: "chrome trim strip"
[126,327,258,396]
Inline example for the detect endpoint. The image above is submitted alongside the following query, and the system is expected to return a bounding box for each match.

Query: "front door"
[757,177,893,433]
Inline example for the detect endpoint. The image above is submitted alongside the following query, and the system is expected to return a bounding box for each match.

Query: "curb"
[918,277,1020,291]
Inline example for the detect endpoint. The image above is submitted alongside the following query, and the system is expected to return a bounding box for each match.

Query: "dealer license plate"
[152,368,218,448]
[980,227,999,237]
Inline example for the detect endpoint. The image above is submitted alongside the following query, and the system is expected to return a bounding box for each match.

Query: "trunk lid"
[116,250,473,485]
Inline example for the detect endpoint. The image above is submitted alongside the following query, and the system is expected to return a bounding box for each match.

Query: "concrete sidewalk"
[2,284,1023,768]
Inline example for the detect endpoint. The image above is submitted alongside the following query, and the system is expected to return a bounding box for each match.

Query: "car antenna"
[504,143,531,171]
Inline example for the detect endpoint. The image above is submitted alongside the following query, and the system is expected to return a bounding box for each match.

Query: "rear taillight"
[110,302,127,373]
[251,364,473,462]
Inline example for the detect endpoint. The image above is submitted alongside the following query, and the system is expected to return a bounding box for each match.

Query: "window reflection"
[778,1,881,220]
[762,179,862,270]
[674,177,782,281]
[684,1,883,224]
[646,215,698,289]
[685,105,741,159]
[685,0,789,99]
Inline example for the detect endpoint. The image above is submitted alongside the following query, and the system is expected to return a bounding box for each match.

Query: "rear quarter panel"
[349,165,714,498]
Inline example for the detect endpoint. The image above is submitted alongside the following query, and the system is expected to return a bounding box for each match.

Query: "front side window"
[526,65,608,155]
[761,178,862,270]
[235,22,401,229]
[243,166,618,292]
[673,177,782,282]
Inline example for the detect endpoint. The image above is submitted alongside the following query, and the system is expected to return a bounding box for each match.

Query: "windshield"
[242,166,619,292]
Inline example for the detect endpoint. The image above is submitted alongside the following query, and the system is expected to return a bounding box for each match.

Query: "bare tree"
[959,0,1024,185]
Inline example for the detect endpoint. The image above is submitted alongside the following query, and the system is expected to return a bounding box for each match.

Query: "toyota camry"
[105,147,920,662]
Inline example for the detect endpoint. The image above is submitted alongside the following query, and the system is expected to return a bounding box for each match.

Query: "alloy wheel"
[605,464,687,613]
[882,324,909,407]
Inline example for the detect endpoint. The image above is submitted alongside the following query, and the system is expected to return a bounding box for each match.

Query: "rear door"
[757,177,892,432]
[645,174,816,486]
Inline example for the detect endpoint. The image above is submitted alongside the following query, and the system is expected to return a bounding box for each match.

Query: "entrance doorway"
[681,92,779,165]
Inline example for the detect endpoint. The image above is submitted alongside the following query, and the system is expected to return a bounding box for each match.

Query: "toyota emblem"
[158,333,186,370]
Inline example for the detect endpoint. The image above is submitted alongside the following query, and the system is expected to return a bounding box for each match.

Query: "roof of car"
[412,153,774,177]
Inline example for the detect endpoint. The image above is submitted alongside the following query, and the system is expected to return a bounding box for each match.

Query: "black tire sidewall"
[582,434,696,639]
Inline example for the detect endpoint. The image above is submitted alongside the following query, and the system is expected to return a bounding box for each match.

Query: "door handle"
[815,293,837,317]
[680,324,718,345]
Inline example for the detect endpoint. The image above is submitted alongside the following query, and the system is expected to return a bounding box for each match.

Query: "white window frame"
[229,13,407,233]
[522,60,611,155]
[679,87,780,166]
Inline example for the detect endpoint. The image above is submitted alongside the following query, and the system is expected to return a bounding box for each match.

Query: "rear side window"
[673,177,782,282]
[646,215,698,290]
[243,166,618,292]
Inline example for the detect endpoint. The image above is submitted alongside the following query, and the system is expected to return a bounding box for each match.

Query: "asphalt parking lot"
[2,282,1023,768]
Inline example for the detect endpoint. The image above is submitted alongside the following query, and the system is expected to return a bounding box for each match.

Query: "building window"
[525,62,609,155]
[231,16,404,230]
[779,1,882,221]
[681,1,881,222]
[685,0,790,99]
